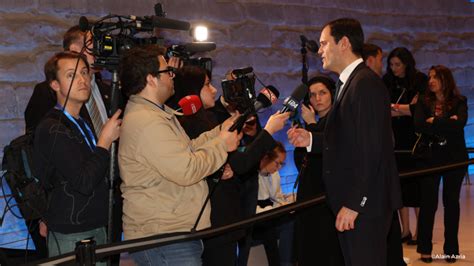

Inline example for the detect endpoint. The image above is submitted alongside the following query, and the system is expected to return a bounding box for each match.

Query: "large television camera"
[80,3,216,71]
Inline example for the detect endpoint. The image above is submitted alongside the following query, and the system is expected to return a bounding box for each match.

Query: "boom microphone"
[231,67,253,77]
[178,95,202,116]
[300,35,319,53]
[79,16,90,32]
[254,85,280,111]
[150,16,190,31]
[279,84,308,113]
[179,42,217,53]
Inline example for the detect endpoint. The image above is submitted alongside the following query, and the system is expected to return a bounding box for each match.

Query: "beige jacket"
[118,95,228,240]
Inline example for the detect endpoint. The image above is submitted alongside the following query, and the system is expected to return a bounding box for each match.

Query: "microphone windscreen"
[256,85,280,108]
[79,16,89,32]
[178,95,202,116]
[231,67,253,77]
[151,16,190,31]
[291,84,309,102]
[264,85,280,101]
[183,42,217,53]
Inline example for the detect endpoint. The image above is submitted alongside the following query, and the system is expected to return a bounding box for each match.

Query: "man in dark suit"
[288,18,402,266]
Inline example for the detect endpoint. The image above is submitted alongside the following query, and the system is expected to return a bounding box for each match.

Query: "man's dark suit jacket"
[24,74,117,134]
[311,63,402,217]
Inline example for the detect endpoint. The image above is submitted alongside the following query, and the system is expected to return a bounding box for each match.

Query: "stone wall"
[1,0,474,247]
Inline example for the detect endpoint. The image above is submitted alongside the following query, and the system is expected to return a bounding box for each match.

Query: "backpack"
[1,133,47,221]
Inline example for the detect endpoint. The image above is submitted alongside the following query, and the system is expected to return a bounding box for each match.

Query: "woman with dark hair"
[413,65,467,263]
[383,47,428,244]
[294,75,344,266]
[171,65,289,266]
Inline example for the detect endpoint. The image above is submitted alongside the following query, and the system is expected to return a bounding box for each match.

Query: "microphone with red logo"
[177,95,202,116]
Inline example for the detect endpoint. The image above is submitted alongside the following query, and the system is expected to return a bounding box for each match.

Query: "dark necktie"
[335,79,343,100]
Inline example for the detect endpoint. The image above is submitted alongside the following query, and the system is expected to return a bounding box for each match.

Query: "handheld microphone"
[228,85,280,132]
[178,95,202,116]
[254,85,280,111]
[279,84,308,114]
[231,67,253,77]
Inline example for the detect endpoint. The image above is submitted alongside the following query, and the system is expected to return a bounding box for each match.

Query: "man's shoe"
[445,257,456,263]
[420,255,432,263]
[407,239,417,245]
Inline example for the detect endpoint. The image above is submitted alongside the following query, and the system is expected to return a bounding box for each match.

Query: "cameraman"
[170,66,289,266]
[33,51,121,261]
[118,46,240,266]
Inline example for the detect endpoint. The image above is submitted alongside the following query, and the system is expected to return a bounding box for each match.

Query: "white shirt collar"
[339,58,364,87]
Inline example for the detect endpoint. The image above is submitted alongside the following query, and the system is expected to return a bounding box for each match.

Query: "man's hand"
[219,115,242,152]
[221,163,234,180]
[97,109,122,150]
[335,206,359,232]
[39,220,48,238]
[426,117,434,124]
[264,111,290,135]
[287,127,311,147]
[168,56,183,69]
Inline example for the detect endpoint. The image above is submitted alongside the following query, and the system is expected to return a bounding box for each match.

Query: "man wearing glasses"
[118,45,241,266]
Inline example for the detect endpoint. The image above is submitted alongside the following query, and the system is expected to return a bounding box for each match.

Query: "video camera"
[221,67,257,114]
[166,42,216,74]
[79,3,192,71]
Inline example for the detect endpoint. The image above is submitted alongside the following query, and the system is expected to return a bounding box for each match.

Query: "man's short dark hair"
[324,18,364,57]
[63,25,85,51]
[119,45,167,97]
[44,51,89,84]
[362,43,382,61]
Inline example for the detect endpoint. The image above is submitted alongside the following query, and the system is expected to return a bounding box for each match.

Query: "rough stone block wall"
[1,0,474,248]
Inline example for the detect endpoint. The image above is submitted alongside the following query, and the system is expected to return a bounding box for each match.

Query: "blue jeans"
[130,240,203,266]
[47,227,106,266]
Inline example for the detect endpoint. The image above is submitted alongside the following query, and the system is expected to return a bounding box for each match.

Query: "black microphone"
[300,35,319,53]
[150,16,190,31]
[182,42,217,53]
[79,16,90,32]
[254,85,280,111]
[279,84,308,113]
[228,85,280,132]
[231,67,253,77]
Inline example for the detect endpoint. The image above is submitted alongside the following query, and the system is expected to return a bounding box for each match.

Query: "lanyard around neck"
[55,104,97,150]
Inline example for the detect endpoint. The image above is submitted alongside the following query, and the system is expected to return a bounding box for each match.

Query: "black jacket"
[311,63,402,217]
[413,96,468,164]
[24,74,118,133]
[33,109,109,233]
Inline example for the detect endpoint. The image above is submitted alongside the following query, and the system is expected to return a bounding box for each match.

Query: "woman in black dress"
[383,47,428,244]
[413,65,468,263]
[294,75,344,266]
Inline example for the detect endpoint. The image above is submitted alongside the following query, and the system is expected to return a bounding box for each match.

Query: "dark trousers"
[337,211,392,266]
[386,211,406,266]
[417,168,466,255]
[237,178,259,266]
[202,241,237,266]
